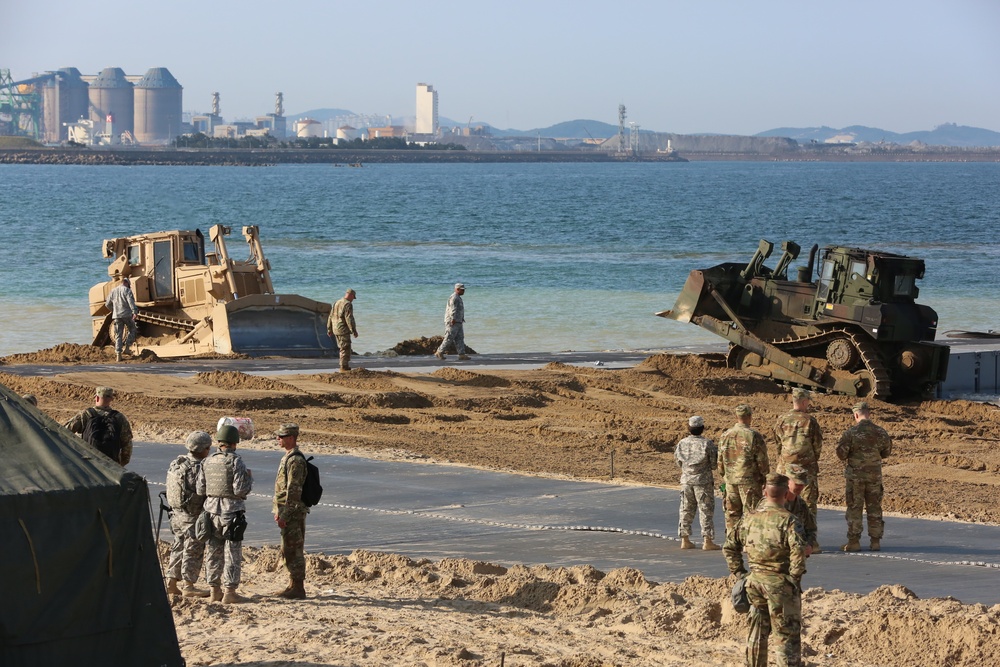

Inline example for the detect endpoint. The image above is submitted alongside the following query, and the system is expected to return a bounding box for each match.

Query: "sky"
[5,0,999,135]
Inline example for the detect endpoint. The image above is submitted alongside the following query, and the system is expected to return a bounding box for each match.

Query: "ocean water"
[1,161,998,357]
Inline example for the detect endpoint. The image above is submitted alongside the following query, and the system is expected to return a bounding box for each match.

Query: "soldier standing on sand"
[197,425,253,604]
[718,403,769,537]
[64,386,133,466]
[675,415,721,551]
[836,401,892,552]
[724,473,807,667]
[774,388,822,552]
[435,283,470,361]
[165,431,212,597]
[273,423,309,600]
[106,276,138,362]
[327,289,359,372]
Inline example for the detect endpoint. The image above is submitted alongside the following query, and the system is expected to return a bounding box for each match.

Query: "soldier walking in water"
[197,425,253,603]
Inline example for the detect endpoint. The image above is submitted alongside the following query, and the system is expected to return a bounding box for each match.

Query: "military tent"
[0,383,183,666]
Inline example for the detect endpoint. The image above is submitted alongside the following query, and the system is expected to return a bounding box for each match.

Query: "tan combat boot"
[458,354,471,361]
[870,539,881,552]
[702,537,722,551]
[165,577,181,596]
[272,577,294,597]
[434,351,446,360]
[811,543,823,554]
[680,536,695,550]
[841,539,861,552]
[210,585,223,602]
[182,581,211,598]
[278,579,306,600]
[222,587,250,604]
[116,351,123,362]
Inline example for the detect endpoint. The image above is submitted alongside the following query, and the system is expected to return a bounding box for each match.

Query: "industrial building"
[1,66,183,145]
[415,83,438,135]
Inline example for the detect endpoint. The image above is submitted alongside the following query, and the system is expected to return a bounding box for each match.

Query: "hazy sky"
[6,0,999,134]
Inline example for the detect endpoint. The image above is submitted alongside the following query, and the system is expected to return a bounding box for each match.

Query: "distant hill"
[288,108,359,123]
[757,123,1000,147]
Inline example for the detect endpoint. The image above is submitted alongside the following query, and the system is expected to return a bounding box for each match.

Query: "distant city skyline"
[7,0,999,135]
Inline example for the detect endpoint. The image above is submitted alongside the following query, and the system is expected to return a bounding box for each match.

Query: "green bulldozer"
[658,240,949,400]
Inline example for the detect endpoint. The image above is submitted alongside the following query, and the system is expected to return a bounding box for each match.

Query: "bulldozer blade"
[656,271,708,323]
[214,294,335,357]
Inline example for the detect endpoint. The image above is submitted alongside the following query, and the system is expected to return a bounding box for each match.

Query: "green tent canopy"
[0,383,183,666]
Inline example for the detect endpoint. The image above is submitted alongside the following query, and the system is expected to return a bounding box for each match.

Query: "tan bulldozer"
[89,225,335,358]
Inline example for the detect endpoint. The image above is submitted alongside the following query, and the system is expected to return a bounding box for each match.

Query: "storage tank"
[134,67,183,144]
[42,68,90,143]
[88,67,134,136]
[295,118,322,138]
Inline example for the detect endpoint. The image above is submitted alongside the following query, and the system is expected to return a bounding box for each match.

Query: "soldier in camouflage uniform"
[718,403,769,537]
[105,276,138,362]
[724,473,807,667]
[327,289,359,372]
[774,388,822,551]
[196,425,253,603]
[273,423,309,599]
[836,401,892,552]
[435,283,470,361]
[64,386,134,466]
[675,415,720,550]
[165,431,212,597]
[783,464,817,556]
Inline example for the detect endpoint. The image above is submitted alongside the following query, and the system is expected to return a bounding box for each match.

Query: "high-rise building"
[415,83,438,135]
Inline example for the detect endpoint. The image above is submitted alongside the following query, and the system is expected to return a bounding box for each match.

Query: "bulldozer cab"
[815,247,924,310]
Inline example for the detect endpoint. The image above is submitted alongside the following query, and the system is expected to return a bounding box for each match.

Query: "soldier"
[774,387,822,552]
[327,288,359,372]
[165,431,212,597]
[724,473,807,667]
[675,415,721,550]
[65,386,134,466]
[784,464,817,556]
[718,403,769,537]
[272,423,309,599]
[836,401,892,552]
[435,283,470,361]
[106,276,138,362]
[196,425,253,604]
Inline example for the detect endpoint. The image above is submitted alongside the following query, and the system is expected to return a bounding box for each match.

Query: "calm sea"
[1,161,998,357]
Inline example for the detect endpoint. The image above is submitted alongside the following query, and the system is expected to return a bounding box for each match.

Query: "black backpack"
[82,407,122,463]
[293,451,323,507]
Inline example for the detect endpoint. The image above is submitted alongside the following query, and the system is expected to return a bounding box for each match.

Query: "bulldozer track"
[734,326,893,398]
[136,310,198,332]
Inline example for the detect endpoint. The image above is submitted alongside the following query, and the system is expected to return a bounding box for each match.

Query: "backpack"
[82,407,121,463]
[166,455,203,515]
[292,451,323,507]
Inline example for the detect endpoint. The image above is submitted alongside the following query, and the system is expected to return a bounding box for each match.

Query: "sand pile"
[160,546,1000,666]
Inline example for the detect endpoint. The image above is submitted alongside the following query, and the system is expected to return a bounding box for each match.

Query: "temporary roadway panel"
[134,443,1000,606]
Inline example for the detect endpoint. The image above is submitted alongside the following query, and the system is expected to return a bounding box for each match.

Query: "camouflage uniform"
[835,418,892,542]
[724,495,807,667]
[196,449,253,588]
[774,409,822,543]
[327,295,358,371]
[784,495,817,549]
[273,446,309,581]
[435,290,466,356]
[675,434,718,540]
[718,421,769,536]
[166,452,207,584]
[64,406,134,466]
[105,281,138,355]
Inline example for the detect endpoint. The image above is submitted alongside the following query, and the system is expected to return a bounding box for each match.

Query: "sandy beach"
[3,344,999,666]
